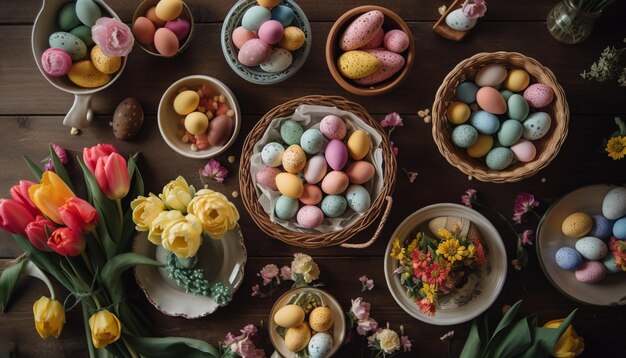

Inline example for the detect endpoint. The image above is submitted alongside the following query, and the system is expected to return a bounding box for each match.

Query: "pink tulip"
[95,153,130,200]
[10,180,41,217]
[48,227,85,256]
[83,144,118,173]
[25,216,57,251]
[59,197,99,234]
[0,198,36,236]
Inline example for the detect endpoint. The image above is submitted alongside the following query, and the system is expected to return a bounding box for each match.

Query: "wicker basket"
[432,52,569,183]
[240,95,396,248]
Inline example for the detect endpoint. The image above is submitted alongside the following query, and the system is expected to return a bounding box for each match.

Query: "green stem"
[115,199,123,228]
[82,300,98,358]
[81,251,94,276]
[122,337,139,358]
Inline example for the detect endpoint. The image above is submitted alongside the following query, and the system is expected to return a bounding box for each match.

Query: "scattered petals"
[391,141,399,156]
[359,275,374,291]
[200,159,229,183]
[461,188,477,208]
[512,193,539,224]
[521,229,534,246]
[258,264,279,286]
[401,335,412,352]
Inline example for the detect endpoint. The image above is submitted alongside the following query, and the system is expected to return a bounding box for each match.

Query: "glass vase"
[547,0,602,44]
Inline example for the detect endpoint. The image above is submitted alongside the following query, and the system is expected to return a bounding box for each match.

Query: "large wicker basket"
[240,95,396,248]
[432,52,569,183]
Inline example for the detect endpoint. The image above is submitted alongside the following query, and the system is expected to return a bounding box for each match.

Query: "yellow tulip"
[131,193,166,231]
[161,214,202,258]
[543,319,585,357]
[89,309,121,349]
[160,176,195,212]
[32,296,66,339]
[28,171,75,224]
[148,210,184,245]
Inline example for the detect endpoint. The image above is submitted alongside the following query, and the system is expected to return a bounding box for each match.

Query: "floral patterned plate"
[383,203,507,325]
[133,225,247,318]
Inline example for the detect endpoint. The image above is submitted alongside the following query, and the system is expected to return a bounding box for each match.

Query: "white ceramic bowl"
[384,203,507,325]
[158,75,241,159]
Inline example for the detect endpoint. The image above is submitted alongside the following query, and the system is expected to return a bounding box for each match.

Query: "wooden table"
[1,0,625,356]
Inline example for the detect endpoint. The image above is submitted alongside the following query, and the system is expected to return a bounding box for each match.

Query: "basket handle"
[340,196,393,249]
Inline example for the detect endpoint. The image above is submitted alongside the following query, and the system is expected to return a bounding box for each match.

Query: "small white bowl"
[158,75,241,159]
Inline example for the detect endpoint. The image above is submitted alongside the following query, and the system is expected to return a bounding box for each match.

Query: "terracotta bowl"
[132,0,195,57]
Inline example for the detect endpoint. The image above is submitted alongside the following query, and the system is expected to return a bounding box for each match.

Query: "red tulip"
[0,198,36,236]
[10,180,41,217]
[48,227,85,256]
[83,144,117,173]
[95,152,130,200]
[25,216,57,251]
[59,197,99,234]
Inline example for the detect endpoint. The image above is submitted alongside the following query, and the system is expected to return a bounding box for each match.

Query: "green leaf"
[116,300,153,337]
[0,258,28,312]
[49,143,74,192]
[486,315,533,358]
[490,300,523,345]
[12,235,74,290]
[517,309,578,358]
[100,253,162,305]
[125,335,220,358]
[461,314,489,358]
[97,221,118,260]
[23,156,43,181]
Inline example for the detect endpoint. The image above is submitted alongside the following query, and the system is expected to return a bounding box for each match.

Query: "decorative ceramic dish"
[383,203,507,325]
[133,226,246,318]
[537,184,626,306]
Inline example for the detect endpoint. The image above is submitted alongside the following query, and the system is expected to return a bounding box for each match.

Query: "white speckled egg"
[522,112,551,140]
[300,128,326,155]
[445,9,477,31]
[602,187,626,220]
[303,155,328,184]
[321,195,347,218]
[575,260,606,283]
[345,185,371,213]
[575,236,608,260]
[485,147,514,170]
[275,195,299,220]
[319,115,347,140]
[261,142,285,167]
[308,332,333,358]
[280,119,304,145]
[260,48,293,73]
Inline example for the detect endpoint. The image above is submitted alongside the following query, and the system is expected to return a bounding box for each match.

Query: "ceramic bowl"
[325,5,415,96]
[132,0,195,57]
[221,0,312,85]
[158,75,241,159]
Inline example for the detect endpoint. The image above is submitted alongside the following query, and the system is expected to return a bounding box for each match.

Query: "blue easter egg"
[271,5,294,27]
[589,215,614,241]
[555,247,583,271]
[612,216,626,240]
[321,195,347,218]
[500,89,515,102]
[485,147,514,170]
[469,111,500,135]
[455,81,479,104]
[451,124,478,148]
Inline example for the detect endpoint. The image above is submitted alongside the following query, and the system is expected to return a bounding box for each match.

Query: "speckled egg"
[589,215,614,241]
[497,119,523,147]
[232,26,257,49]
[297,205,324,228]
[242,6,271,31]
[354,48,405,85]
[575,236,607,260]
[456,81,479,104]
[507,94,530,121]
[470,110,500,135]
[602,187,626,220]
[111,98,143,140]
[523,83,554,108]
[282,145,307,173]
[67,60,111,88]
[345,161,375,184]
[90,45,121,74]
[276,172,304,199]
[522,112,551,140]
[510,139,536,162]
[340,10,384,51]
[280,119,304,145]
[504,69,530,92]
[303,155,328,184]
[321,195,348,218]
[476,87,507,115]
[309,306,334,332]
[300,184,323,205]
[258,20,284,45]
[613,217,626,240]
[300,128,326,155]
[562,212,593,238]
[361,27,384,49]
[345,185,371,213]
[467,135,493,158]
[261,142,285,167]
[383,29,409,53]
[49,31,87,61]
[274,304,305,328]
[238,38,272,66]
[575,260,606,283]
[337,50,380,80]
[325,139,348,170]
[555,247,583,270]
[446,101,471,125]
[451,124,478,148]
[485,147,514,170]
[285,323,311,352]
[347,130,370,160]
[319,115,347,140]
[275,195,299,220]
[308,332,333,358]
[603,255,622,273]
[256,166,282,190]
[278,26,305,51]
[475,64,508,87]
[321,171,349,195]
[260,48,293,73]
[271,5,295,27]
[445,8,477,31]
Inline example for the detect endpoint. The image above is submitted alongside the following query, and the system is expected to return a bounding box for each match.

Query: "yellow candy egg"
[467,135,494,158]
[90,45,121,74]
[275,172,304,198]
[278,26,305,51]
[309,306,333,332]
[504,69,530,92]
[337,51,379,80]
[155,0,183,22]
[274,304,305,328]
[285,323,311,353]
[184,111,209,135]
[258,0,282,8]
[173,90,200,115]
[67,60,111,88]
[282,145,307,173]
[562,212,593,238]
[446,101,471,124]
[347,130,370,160]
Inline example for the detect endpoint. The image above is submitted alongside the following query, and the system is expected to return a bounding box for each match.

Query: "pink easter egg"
[524,83,555,108]
[383,29,409,53]
[360,27,384,49]
[476,87,507,114]
[256,166,282,191]
[319,115,347,140]
[324,139,348,171]
[354,48,405,85]
[154,28,180,57]
[339,10,384,51]
[257,20,284,45]
[297,205,324,228]
[237,38,272,66]
[164,18,191,42]
[303,155,328,184]
[510,139,536,162]
[232,26,258,49]
[575,260,606,283]
[41,48,72,77]
[133,16,156,45]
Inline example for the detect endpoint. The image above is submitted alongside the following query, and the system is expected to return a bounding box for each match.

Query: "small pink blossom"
[91,17,134,57]
[461,188,477,208]
[359,275,374,291]
[462,0,488,19]
[380,112,404,128]
[512,193,539,224]
[279,265,293,281]
[391,141,399,156]
[258,264,279,286]
[521,229,534,246]
[251,284,260,297]
[350,297,371,321]
[44,143,68,171]
[200,159,229,183]
[401,335,412,352]
[356,317,378,336]
[224,332,238,346]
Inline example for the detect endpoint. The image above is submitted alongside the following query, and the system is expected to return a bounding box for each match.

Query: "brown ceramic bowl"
[325,6,414,96]
[132,0,194,57]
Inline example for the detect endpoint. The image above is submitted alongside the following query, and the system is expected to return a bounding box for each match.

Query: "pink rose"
[91,17,134,57]
[40,48,72,77]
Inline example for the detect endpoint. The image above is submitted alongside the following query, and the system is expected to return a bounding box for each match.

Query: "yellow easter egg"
[257,0,282,8]
[278,26,305,51]
[184,111,209,135]
[155,0,183,22]
[504,69,530,92]
[282,145,307,173]
[90,45,121,74]
[562,212,593,238]
[275,172,304,199]
[467,135,494,158]
[173,90,200,115]
[274,304,305,328]
[347,130,370,160]
[285,323,311,353]
[446,101,471,124]
[309,306,333,332]
[67,60,111,88]
[337,51,380,80]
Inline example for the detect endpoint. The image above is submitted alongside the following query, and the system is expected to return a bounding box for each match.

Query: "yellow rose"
[161,214,203,258]
[376,328,401,354]
[131,193,166,231]
[187,189,239,239]
[543,319,585,357]
[32,296,66,339]
[148,210,184,245]
[291,253,320,283]
[159,176,195,212]
[88,309,121,349]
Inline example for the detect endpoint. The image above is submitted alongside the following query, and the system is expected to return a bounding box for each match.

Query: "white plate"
[536,184,626,306]
[268,288,346,358]
[133,225,246,318]
[384,203,507,325]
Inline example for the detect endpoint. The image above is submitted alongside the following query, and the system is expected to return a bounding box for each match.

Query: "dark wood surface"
[1,0,626,357]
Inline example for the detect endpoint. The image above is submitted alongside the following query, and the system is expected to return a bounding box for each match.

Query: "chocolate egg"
[207,114,234,146]
[111,98,143,140]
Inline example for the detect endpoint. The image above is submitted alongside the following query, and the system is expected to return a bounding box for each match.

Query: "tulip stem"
[122,337,139,358]
[115,199,123,226]
[81,251,94,276]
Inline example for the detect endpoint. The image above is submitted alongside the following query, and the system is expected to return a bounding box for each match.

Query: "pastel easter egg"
[154,28,180,57]
[49,31,87,61]
[165,18,191,42]
[282,145,307,173]
[523,83,555,108]
[575,260,606,283]
[470,110,500,135]
[345,161,375,184]
[499,89,515,102]
[258,20,284,45]
[602,187,626,220]
[456,81,479,104]
[383,29,409,53]
[75,0,101,27]
[232,26,258,49]
[562,212,593,238]
[510,139,536,162]
[67,60,111,88]
[133,17,157,45]
[300,128,326,155]
[207,114,234,146]
[361,28,384,49]
[58,2,81,31]
[337,50,380,80]
[238,38,272,66]
[339,10,385,51]
[589,215,614,241]
[303,155,327,184]
[555,247,583,271]
[297,205,324,229]
[274,304,305,328]
[261,142,285,167]
[451,124,478,148]
[256,166,282,190]
[70,25,93,47]
[345,185,371,213]
[242,6,271,31]
[347,130,370,160]
[278,26,305,51]
[285,323,311,352]
[271,5,294,27]
[321,195,348,218]
[445,8,476,31]
[575,236,608,260]
[276,172,304,199]
[603,255,622,273]
[476,87,507,114]
[275,195,299,220]
[522,112,551,140]
[184,112,209,135]
[258,0,282,8]
[353,48,405,85]
[40,48,73,77]
[507,94,530,121]
[321,171,349,195]
[475,64,508,87]
[319,115,347,140]
[447,101,471,125]
[308,332,333,358]
[173,90,200,115]
[325,139,348,170]
[260,48,293,72]
[613,217,626,240]
[300,184,322,205]
[155,0,183,22]
[504,69,530,92]
[485,147,514,170]
[467,135,493,158]
[90,45,121,74]
[497,119,523,146]
[280,119,304,145]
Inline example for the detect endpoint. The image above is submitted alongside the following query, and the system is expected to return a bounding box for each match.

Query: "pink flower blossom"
[401,335,412,352]
[44,143,68,172]
[356,317,378,335]
[391,141,399,156]
[461,188,477,208]
[91,17,134,57]
[251,284,260,297]
[359,275,374,291]
[462,0,488,19]
[350,297,371,321]
[512,193,539,224]
[279,265,293,281]
[200,159,229,183]
[380,112,404,128]
[224,332,238,346]
[521,229,534,246]
[258,264,279,286]
[237,339,265,358]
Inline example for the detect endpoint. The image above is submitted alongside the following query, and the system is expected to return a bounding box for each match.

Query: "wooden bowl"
[132,0,194,58]
[325,6,415,96]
